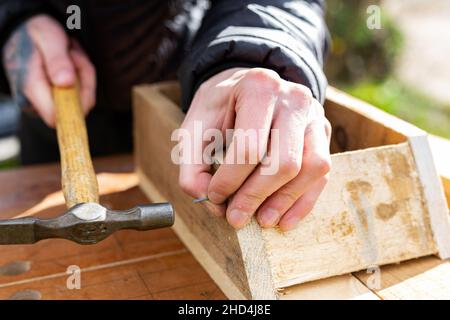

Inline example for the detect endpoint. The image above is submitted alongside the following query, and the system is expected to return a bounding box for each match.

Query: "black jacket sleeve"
[178,0,329,111]
[0,0,50,93]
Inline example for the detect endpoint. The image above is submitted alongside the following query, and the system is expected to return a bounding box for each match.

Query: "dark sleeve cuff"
[178,26,328,111]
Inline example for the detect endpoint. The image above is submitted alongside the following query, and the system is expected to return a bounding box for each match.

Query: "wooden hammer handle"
[53,85,99,208]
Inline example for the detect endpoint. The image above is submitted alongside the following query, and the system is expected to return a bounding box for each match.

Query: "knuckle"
[197,79,212,95]
[277,188,300,204]
[302,198,316,214]
[324,118,332,133]
[278,157,301,179]
[193,82,210,103]
[178,176,196,196]
[238,190,265,208]
[290,84,313,106]
[242,68,281,91]
[209,178,233,197]
[235,145,261,164]
[312,156,332,177]
[302,154,331,178]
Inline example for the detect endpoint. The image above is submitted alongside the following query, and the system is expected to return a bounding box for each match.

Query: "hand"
[179,68,331,231]
[2,14,96,127]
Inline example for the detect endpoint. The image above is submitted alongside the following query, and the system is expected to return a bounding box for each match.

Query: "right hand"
[2,14,96,127]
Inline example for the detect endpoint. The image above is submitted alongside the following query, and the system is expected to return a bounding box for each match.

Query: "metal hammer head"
[0,202,174,245]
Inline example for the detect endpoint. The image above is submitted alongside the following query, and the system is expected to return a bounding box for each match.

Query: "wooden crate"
[133,82,450,300]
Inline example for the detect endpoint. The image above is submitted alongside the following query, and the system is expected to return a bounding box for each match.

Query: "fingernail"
[54,69,73,85]
[259,209,279,227]
[228,209,250,229]
[208,191,225,204]
[280,216,300,232]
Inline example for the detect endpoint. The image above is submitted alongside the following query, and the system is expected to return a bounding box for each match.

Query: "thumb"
[29,16,75,86]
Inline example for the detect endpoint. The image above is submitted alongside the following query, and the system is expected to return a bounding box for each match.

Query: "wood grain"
[354,256,450,299]
[429,135,450,207]
[53,85,99,207]
[0,155,225,300]
[262,143,437,288]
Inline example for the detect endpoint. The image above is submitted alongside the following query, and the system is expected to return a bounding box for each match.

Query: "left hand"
[178,68,331,231]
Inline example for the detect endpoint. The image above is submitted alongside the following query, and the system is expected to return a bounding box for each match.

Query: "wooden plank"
[429,135,450,207]
[134,82,448,298]
[408,135,450,258]
[0,250,219,300]
[325,87,421,153]
[280,274,378,300]
[349,135,450,300]
[354,256,450,299]
[237,220,278,299]
[261,142,437,288]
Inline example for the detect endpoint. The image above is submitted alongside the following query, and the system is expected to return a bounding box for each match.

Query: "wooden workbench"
[0,155,226,300]
[0,153,449,300]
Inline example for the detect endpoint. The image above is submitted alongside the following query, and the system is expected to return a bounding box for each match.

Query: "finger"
[256,118,331,228]
[225,107,305,229]
[179,164,226,217]
[22,53,55,127]
[278,175,328,231]
[29,19,75,86]
[178,103,226,217]
[207,70,280,205]
[312,99,331,144]
[69,42,96,113]
[324,118,332,144]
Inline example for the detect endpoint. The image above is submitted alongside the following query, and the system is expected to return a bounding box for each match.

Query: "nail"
[208,191,225,204]
[228,209,250,229]
[259,209,279,227]
[192,196,209,203]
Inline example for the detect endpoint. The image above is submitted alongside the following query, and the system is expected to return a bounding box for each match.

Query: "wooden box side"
[260,142,438,288]
[133,81,450,299]
[133,84,252,299]
[325,87,422,153]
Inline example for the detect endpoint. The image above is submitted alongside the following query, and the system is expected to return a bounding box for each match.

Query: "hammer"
[0,85,174,245]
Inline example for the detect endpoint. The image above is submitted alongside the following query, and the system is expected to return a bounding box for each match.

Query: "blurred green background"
[326,0,450,138]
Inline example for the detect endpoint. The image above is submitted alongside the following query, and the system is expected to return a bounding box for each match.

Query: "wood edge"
[136,167,247,300]
[134,84,184,124]
[280,274,380,300]
[237,221,278,300]
[428,135,450,207]
[408,135,450,259]
[326,87,426,139]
